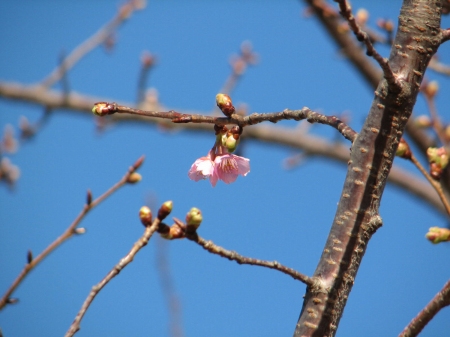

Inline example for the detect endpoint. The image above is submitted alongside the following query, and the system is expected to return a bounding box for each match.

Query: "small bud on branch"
[139,206,153,227]
[157,201,173,221]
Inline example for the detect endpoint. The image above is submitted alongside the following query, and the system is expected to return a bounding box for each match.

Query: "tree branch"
[334,0,400,89]
[94,102,358,142]
[65,215,161,337]
[40,0,144,88]
[0,81,445,215]
[399,279,450,337]
[294,1,443,335]
[185,232,313,286]
[0,156,144,310]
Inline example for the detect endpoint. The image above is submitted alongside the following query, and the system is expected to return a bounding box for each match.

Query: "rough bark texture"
[293,1,443,336]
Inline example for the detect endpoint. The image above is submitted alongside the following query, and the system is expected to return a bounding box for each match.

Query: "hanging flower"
[211,153,250,186]
[188,151,215,182]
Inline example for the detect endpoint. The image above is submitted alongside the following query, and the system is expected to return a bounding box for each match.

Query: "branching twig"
[399,279,450,337]
[334,0,399,89]
[410,154,450,216]
[0,156,145,310]
[65,216,161,337]
[95,103,358,142]
[0,81,445,214]
[185,232,313,287]
[40,0,144,88]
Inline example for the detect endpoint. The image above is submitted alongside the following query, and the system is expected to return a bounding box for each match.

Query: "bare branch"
[302,0,435,163]
[410,154,450,216]
[65,216,161,337]
[0,156,145,310]
[294,1,443,335]
[0,81,445,215]
[334,0,399,89]
[40,0,144,88]
[399,280,450,337]
[184,232,313,286]
[94,102,358,142]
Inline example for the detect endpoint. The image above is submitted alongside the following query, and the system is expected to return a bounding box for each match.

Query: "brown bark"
[293,1,444,336]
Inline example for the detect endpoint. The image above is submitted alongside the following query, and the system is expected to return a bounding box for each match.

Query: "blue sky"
[1,1,450,336]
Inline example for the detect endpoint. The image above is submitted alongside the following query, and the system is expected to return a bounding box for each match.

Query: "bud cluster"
[427,147,449,180]
[425,227,450,244]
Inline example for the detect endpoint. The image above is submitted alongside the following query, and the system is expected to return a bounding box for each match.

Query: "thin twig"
[0,156,145,310]
[65,216,161,337]
[156,238,185,337]
[410,154,450,216]
[424,95,447,146]
[399,279,450,337]
[185,232,313,287]
[98,103,358,142]
[40,0,144,88]
[334,0,399,89]
[428,57,450,76]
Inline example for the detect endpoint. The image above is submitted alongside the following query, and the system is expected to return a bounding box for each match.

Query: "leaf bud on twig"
[86,189,93,206]
[425,227,450,244]
[127,172,142,184]
[74,227,86,235]
[422,80,439,99]
[139,206,153,227]
[157,201,173,221]
[186,207,203,233]
[427,147,449,180]
[27,250,33,264]
[216,93,235,117]
[414,115,432,128]
[92,102,116,116]
[396,138,411,159]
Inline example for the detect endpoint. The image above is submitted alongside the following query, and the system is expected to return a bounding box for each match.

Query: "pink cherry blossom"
[188,152,214,182]
[211,153,250,186]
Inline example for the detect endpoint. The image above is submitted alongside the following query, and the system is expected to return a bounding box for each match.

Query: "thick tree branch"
[0,81,445,215]
[0,156,144,310]
[302,0,436,167]
[399,279,450,337]
[294,1,443,336]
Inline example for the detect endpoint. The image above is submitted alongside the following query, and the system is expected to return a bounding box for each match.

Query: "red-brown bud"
[396,138,411,159]
[157,201,173,221]
[92,102,116,116]
[216,93,235,117]
[139,206,153,227]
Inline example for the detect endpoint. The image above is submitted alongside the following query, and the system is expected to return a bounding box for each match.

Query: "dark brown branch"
[0,156,144,310]
[65,216,161,337]
[399,279,450,337]
[0,81,445,215]
[334,0,399,89]
[294,1,443,336]
[97,103,358,142]
[185,232,313,287]
[302,0,435,166]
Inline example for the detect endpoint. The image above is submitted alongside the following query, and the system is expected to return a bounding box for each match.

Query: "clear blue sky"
[1,1,450,336]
